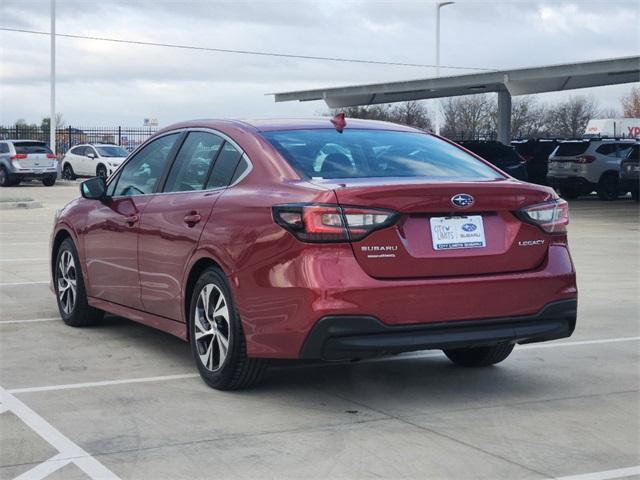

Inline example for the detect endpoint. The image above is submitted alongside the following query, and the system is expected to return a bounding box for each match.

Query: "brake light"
[10,154,27,160]
[47,153,56,159]
[273,204,399,242]
[575,155,596,164]
[517,199,569,234]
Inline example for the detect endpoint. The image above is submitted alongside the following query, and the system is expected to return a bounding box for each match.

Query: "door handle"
[125,214,139,226]
[184,212,201,227]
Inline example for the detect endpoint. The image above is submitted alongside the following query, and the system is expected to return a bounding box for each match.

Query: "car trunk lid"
[318,178,554,279]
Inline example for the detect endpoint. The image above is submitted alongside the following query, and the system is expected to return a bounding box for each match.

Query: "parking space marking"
[1,242,49,245]
[0,258,48,262]
[0,318,58,325]
[5,336,639,395]
[0,386,120,480]
[0,281,49,286]
[7,373,200,394]
[13,453,69,480]
[553,465,640,480]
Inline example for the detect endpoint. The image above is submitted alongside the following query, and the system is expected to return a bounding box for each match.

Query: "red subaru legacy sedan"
[51,118,577,390]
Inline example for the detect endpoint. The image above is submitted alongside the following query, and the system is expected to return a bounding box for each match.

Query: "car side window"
[205,142,243,189]
[163,132,223,193]
[0,143,8,154]
[113,133,180,196]
[596,144,617,156]
[230,155,251,184]
[87,147,97,157]
[72,146,85,156]
[616,143,633,158]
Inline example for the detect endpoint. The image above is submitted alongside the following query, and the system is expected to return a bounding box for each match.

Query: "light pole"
[434,1,454,135]
[50,0,56,154]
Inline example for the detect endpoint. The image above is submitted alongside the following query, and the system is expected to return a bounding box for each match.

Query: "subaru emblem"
[451,193,474,208]
[462,223,477,232]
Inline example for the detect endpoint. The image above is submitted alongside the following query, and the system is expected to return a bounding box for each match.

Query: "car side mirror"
[87,152,96,159]
[80,176,108,201]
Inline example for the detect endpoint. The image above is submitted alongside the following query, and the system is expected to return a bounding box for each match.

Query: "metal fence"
[0,126,159,156]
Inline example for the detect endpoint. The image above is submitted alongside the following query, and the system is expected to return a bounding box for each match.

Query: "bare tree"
[330,101,433,130]
[545,96,599,138]
[508,96,548,138]
[621,86,640,118]
[388,101,433,130]
[440,94,494,140]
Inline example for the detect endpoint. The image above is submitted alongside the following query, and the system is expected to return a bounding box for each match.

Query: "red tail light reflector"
[10,154,27,160]
[517,199,569,234]
[47,153,57,159]
[273,204,399,242]
[575,155,596,164]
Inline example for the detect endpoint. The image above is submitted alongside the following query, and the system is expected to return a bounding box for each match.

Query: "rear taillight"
[47,153,56,159]
[517,199,569,234]
[273,204,399,242]
[10,154,27,160]
[575,155,596,164]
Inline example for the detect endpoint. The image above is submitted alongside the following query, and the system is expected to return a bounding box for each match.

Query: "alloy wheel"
[194,284,231,372]
[57,250,77,315]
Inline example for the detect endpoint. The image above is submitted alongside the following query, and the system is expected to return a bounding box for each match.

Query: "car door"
[82,132,181,309]
[138,130,244,321]
[83,146,98,176]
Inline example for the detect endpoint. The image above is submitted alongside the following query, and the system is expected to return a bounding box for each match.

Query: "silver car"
[0,140,58,187]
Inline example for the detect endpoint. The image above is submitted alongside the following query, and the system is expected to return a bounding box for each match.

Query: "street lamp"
[50,0,56,154]
[435,1,454,135]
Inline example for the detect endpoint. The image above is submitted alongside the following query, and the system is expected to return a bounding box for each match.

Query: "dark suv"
[620,143,639,201]
[0,140,58,187]
[458,141,528,181]
[511,139,562,185]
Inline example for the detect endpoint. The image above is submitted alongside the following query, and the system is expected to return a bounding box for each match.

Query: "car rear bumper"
[300,299,577,360]
[239,244,577,359]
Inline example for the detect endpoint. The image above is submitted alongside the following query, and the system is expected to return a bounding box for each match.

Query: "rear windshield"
[13,142,52,154]
[96,146,128,157]
[262,129,502,181]
[555,142,589,157]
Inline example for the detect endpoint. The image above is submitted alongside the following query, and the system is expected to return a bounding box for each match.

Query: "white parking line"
[553,465,640,480]
[8,373,200,394]
[0,242,49,245]
[14,453,69,480]
[6,336,639,394]
[0,386,120,480]
[0,281,49,286]
[0,318,58,324]
[0,258,48,262]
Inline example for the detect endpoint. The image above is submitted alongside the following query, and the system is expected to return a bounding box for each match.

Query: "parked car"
[619,142,639,201]
[0,140,58,187]
[61,143,129,180]
[511,139,562,185]
[457,140,528,181]
[547,138,635,200]
[51,118,577,390]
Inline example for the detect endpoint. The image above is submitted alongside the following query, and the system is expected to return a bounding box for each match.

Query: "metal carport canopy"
[271,56,640,142]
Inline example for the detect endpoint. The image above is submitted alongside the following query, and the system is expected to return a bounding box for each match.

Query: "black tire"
[42,176,56,186]
[189,267,265,390]
[62,163,76,180]
[0,166,11,187]
[96,164,107,178]
[444,342,515,367]
[597,173,619,201]
[54,238,103,327]
[558,184,580,200]
[632,189,639,202]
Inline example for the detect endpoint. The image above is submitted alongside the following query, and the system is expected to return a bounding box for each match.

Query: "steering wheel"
[121,185,145,196]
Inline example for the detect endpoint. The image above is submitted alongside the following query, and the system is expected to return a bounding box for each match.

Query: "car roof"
[3,139,47,144]
[157,117,424,134]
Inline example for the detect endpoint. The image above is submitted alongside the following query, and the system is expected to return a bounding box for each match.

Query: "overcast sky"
[1,0,638,127]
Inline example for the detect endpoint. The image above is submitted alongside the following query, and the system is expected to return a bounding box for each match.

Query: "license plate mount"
[429,215,486,250]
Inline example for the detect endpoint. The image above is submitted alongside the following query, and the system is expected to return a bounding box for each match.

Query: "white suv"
[547,139,636,200]
[60,143,128,180]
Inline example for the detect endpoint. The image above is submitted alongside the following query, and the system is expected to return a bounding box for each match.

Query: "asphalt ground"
[0,181,638,480]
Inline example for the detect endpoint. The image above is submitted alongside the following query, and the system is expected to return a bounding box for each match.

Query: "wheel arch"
[598,169,619,183]
[183,256,226,331]
[51,228,73,279]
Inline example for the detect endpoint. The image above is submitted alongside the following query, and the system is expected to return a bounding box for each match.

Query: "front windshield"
[261,129,503,181]
[96,146,129,157]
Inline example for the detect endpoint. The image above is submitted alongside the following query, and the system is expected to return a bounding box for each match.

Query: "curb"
[0,201,43,210]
